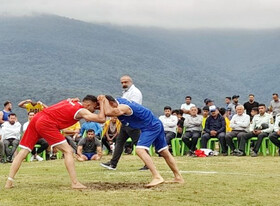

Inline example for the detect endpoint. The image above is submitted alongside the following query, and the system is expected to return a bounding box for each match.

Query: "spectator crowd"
[1,92,280,164]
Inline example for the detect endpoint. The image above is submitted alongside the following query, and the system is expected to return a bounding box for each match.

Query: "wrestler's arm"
[76,99,106,123]
[103,99,131,116]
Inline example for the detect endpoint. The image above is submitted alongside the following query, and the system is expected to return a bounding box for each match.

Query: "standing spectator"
[181,96,195,118]
[0,101,13,139]
[268,113,280,155]
[101,117,121,154]
[77,129,102,161]
[237,104,274,157]
[2,113,21,162]
[159,106,178,149]
[182,106,202,156]
[225,97,231,110]
[205,99,214,107]
[228,95,241,119]
[243,94,259,117]
[18,99,48,114]
[100,75,143,170]
[225,105,250,155]
[23,111,48,161]
[201,106,227,155]
[269,93,280,119]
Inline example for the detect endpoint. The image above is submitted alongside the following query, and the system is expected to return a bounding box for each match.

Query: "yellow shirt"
[25,103,44,113]
[65,122,81,131]
[62,122,81,136]
[225,117,232,132]
[202,116,208,129]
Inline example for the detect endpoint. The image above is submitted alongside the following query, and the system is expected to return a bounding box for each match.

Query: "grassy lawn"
[0,154,280,206]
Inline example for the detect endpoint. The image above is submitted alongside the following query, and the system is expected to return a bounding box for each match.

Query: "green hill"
[0,15,280,122]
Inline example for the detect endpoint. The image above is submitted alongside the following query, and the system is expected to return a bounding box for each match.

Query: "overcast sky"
[1,0,280,29]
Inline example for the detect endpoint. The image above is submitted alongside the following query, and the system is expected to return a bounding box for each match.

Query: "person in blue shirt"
[102,95,184,188]
[80,121,102,138]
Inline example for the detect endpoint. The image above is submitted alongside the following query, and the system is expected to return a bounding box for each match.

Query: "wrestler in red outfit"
[5,95,106,189]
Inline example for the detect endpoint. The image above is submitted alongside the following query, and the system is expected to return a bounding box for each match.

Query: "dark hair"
[202,106,209,111]
[251,107,259,112]
[197,107,202,115]
[185,96,192,100]
[28,111,35,115]
[225,97,231,100]
[105,95,117,102]
[172,109,179,114]
[178,109,183,115]
[87,129,95,133]
[259,103,266,107]
[248,94,255,97]
[219,107,226,116]
[83,95,97,102]
[273,93,278,97]
[4,101,11,107]
[164,106,172,110]
[8,113,16,117]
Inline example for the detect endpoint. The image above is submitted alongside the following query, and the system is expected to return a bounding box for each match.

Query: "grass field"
[0,154,280,206]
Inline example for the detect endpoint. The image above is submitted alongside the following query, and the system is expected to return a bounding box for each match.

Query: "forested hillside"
[0,15,279,122]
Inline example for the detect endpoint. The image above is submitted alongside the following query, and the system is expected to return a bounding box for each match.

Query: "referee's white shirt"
[122,84,143,105]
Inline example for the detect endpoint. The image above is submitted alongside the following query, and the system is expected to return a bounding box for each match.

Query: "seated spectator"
[18,99,48,114]
[250,107,259,121]
[62,121,81,153]
[159,106,178,149]
[172,109,185,138]
[202,106,209,130]
[182,106,202,156]
[0,134,4,164]
[219,107,232,132]
[2,113,21,163]
[80,121,102,139]
[201,106,227,155]
[268,113,280,155]
[237,104,274,157]
[0,101,13,139]
[225,105,250,155]
[23,111,49,161]
[101,117,121,154]
[77,129,102,161]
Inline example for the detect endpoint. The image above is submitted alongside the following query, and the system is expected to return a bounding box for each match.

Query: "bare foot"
[76,157,84,162]
[165,178,184,184]
[5,180,14,189]
[72,182,87,189]
[144,177,164,188]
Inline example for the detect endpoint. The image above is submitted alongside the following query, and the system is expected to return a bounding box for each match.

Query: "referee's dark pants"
[110,125,140,167]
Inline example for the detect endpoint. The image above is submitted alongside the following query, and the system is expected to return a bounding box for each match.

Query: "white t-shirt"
[159,115,178,133]
[1,121,21,140]
[122,84,142,105]
[180,103,195,118]
[23,121,29,133]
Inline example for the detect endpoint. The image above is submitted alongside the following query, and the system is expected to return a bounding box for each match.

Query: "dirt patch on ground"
[85,182,147,190]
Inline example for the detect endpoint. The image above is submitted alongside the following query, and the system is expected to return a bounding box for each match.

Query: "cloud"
[1,0,280,29]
